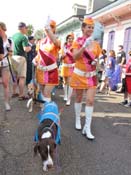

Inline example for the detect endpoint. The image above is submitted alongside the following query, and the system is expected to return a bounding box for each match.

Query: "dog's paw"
[43,165,48,171]
[28,108,33,113]
[27,98,33,108]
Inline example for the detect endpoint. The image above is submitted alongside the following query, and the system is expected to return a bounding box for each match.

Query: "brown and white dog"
[26,80,38,112]
[34,101,61,171]
[26,80,44,112]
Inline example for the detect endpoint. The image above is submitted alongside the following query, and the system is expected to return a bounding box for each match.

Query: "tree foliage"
[27,24,34,36]
[34,29,44,40]
[26,24,44,40]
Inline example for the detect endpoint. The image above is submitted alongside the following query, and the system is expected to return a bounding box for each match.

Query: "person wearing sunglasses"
[70,17,102,140]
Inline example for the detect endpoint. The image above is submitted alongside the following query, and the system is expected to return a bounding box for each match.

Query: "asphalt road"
[0,86,131,175]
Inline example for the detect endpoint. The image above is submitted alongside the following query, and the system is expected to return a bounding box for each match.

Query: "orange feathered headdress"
[83,17,94,25]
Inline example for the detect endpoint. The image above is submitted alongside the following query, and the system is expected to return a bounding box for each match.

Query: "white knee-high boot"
[63,84,68,101]
[66,86,73,106]
[82,106,95,140]
[75,103,82,130]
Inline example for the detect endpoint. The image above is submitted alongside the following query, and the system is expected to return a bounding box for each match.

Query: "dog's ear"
[34,142,39,156]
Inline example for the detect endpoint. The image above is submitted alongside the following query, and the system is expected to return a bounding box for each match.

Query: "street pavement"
[0,85,131,175]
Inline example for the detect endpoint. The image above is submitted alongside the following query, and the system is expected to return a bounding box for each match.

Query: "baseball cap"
[18,22,27,29]
[0,22,7,31]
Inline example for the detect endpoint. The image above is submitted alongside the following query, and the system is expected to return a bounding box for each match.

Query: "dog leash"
[54,146,62,173]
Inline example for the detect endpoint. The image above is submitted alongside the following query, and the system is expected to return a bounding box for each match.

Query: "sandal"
[11,93,19,98]
[18,96,29,101]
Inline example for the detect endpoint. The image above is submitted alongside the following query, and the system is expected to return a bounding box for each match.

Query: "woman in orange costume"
[33,18,61,102]
[70,17,101,140]
[60,33,75,105]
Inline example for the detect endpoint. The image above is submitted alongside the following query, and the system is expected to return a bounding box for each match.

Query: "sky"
[1,0,87,36]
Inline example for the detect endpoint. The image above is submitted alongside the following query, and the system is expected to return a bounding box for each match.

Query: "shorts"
[0,66,9,77]
[101,71,106,81]
[97,71,103,82]
[11,55,27,78]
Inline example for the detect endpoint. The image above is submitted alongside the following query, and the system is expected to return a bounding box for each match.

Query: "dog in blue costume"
[34,101,61,171]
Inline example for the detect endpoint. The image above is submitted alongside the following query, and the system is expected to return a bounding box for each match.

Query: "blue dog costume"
[34,101,61,145]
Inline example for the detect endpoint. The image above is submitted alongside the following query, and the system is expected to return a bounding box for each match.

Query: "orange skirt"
[61,66,74,77]
[36,68,59,85]
[70,72,97,89]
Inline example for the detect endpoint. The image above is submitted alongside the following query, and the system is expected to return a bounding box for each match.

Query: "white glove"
[44,16,51,30]
[83,36,93,48]
[91,59,97,65]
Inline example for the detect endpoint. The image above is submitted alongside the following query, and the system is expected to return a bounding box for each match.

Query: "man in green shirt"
[12,22,31,100]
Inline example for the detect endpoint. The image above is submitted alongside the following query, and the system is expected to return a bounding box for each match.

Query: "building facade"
[57,0,131,59]
[57,3,86,44]
[92,0,131,59]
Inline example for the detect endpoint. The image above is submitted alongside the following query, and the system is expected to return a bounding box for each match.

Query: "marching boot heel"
[85,130,95,140]
[82,125,86,135]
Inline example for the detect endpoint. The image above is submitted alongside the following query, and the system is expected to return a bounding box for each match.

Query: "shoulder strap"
[8,38,12,45]
[7,38,13,52]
